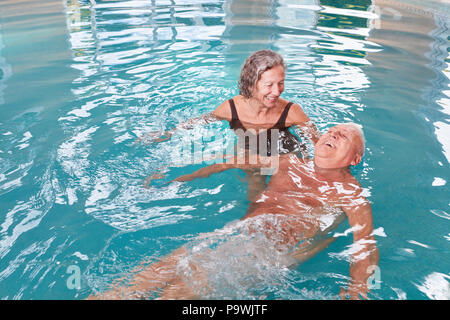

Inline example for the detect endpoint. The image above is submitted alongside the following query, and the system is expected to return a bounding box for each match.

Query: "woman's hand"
[133,130,173,144]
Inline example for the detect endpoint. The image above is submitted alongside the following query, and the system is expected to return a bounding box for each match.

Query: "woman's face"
[252,64,285,108]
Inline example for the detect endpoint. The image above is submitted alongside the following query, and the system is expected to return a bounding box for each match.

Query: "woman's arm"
[157,98,233,141]
[135,112,222,144]
[288,104,321,145]
[176,112,221,130]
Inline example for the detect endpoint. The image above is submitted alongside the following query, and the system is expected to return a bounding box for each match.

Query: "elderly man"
[91,123,379,300]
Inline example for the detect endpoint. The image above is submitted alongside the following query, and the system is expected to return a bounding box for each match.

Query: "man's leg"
[88,247,189,299]
[243,169,267,202]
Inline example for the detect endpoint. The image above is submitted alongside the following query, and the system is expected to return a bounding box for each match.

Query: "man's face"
[314,124,363,169]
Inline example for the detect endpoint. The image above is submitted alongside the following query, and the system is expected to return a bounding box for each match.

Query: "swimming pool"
[0,0,448,299]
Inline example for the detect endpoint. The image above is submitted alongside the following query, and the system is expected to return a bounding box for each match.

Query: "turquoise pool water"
[0,0,449,299]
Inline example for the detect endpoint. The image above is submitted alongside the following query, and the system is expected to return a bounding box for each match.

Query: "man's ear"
[350,153,362,166]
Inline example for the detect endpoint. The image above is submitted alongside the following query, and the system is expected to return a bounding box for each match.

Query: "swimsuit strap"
[228,98,239,121]
[228,98,246,130]
[229,99,293,130]
[274,102,294,128]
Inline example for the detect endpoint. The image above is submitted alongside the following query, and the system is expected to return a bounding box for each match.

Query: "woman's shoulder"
[282,100,310,125]
[213,96,238,120]
[278,97,291,106]
[214,95,249,120]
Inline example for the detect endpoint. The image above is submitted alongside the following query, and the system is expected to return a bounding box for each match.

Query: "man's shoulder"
[339,175,371,206]
[279,153,304,164]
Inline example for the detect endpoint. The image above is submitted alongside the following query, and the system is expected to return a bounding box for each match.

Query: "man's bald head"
[314,123,365,169]
[342,122,365,157]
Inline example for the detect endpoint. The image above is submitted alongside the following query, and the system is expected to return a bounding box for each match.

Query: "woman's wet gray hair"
[238,50,286,98]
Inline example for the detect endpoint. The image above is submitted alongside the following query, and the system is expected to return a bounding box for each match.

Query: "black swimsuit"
[228,98,304,156]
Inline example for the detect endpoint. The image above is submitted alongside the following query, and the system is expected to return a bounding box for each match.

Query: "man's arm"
[173,155,275,182]
[173,163,232,182]
[341,200,379,300]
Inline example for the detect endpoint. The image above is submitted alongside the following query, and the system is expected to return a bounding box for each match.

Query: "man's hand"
[339,282,369,300]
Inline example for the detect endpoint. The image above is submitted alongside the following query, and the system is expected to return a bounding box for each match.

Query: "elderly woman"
[213,49,319,155]
[143,50,320,199]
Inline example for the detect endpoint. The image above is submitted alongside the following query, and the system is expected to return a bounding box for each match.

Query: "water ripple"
[0,0,449,300]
